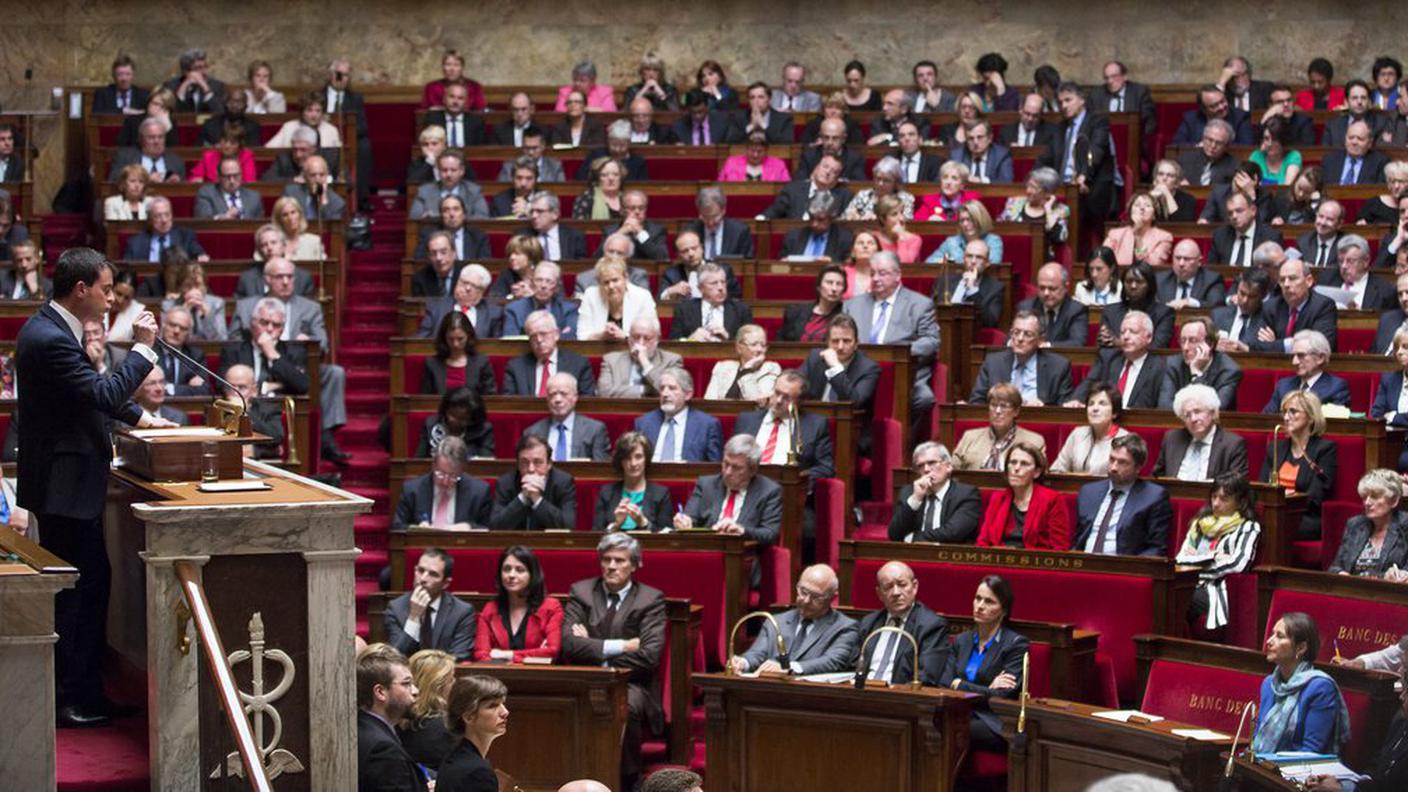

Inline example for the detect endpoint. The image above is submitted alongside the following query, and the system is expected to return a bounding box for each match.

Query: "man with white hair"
[682,186,755,259]
[1152,384,1249,481]
[845,251,940,434]
[598,315,685,398]
[1322,119,1389,185]
[772,62,821,112]
[133,368,189,427]
[673,434,781,545]
[260,125,340,184]
[418,263,502,339]
[867,88,928,144]
[888,442,982,543]
[668,262,752,341]
[1262,329,1352,413]
[502,310,596,396]
[1175,117,1238,187]
[1318,234,1395,310]
[1070,311,1165,409]
[520,191,588,261]
[577,119,650,181]
[121,197,208,261]
[526,373,610,462]
[1159,316,1242,410]
[322,57,373,209]
[108,117,186,182]
[633,369,723,462]
[502,261,580,338]
[219,297,311,400]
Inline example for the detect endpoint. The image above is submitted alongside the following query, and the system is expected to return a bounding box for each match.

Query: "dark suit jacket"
[795,146,867,182]
[1090,81,1157,135]
[1061,111,1116,194]
[15,305,152,519]
[122,227,208,261]
[0,153,24,183]
[1318,270,1398,311]
[948,143,1015,183]
[857,604,950,686]
[259,149,341,183]
[107,147,186,182]
[1211,304,1269,347]
[1155,268,1228,307]
[1259,435,1337,533]
[600,220,669,260]
[1263,373,1353,413]
[549,118,606,149]
[218,336,310,395]
[895,151,944,183]
[91,84,151,115]
[421,110,486,146]
[778,302,842,342]
[574,151,649,182]
[561,577,667,732]
[592,481,674,532]
[670,112,741,145]
[1322,150,1389,185]
[633,407,723,462]
[1151,426,1250,479]
[780,225,854,261]
[1073,479,1172,556]
[1173,107,1254,145]
[1322,113,1393,146]
[1075,349,1166,408]
[733,409,836,480]
[391,472,492,531]
[489,187,526,218]
[0,270,52,300]
[1209,223,1284,266]
[1200,187,1277,225]
[680,219,755,259]
[935,272,1006,329]
[525,414,610,461]
[1371,370,1408,427]
[761,180,853,220]
[410,263,461,298]
[419,354,497,396]
[798,348,882,450]
[942,626,1030,737]
[155,342,208,396]
[489,468,577,530]
[1328,514,1408,576]
[501,295,579,339]
[434,739,496,792]
[999,120,1061,152]
[1297,230,1348,268]
[417,298,504,340]
[887,481,983,543]
[384,591,476,660]
[1375,309,1408,354]
[680,473,782,545]
[414,225,491,261]
[357,710,428,792]
[514,224,588,261]
[1015,296,1089,347]
[501,350,596,397]
[1251,292,1339,353]
[969,348,1075,406]
[1177,150,1241,187]
[658,260,744,299]
[667,298,752,340]
[1158,351,1243,410]
[868,113,930,143]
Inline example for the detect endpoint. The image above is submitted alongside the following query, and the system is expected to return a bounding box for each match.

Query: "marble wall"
[1,1,1402,207]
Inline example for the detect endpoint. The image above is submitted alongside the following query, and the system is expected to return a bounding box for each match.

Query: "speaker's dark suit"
[391,472,492,532]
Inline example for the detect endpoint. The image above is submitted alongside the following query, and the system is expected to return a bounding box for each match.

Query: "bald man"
[731,564,858,675]
[796,117,867,181]
[1156,239,1227,309]
[855,561,951,686]
[525,372,611,461]
[1016,262,1089,347]
[557,781,613,792]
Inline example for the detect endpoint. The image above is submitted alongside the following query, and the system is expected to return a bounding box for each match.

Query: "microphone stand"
[852,625,922,690]
[727,612,790,675]
[154,337,249,435]
[1219,700,1257,791]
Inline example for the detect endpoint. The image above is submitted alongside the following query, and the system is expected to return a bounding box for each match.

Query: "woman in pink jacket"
[717,130,791,182]
[555,61,617,111]
[1102,191,1173,266]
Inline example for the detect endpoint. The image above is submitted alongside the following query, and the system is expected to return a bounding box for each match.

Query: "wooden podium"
[107,457,371,791]
[695,672,975,792]
[0,527,76,791]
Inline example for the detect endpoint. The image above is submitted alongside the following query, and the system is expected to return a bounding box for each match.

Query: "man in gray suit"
[280,155,346,221]
[598,315,685,398]
[107,117,185,182]
[229,257,351,461]
[409,150,488,220]
[495,127,565,183]
[729,564,858,675]
[383,548,476,661]
[771,62,821,112]
[525,373,611,462]
[194,156,263,220]
[843,251,940,436]
[673,434,782,547]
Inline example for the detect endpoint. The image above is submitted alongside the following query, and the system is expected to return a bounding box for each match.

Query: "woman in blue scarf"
[1253,612,1351,755]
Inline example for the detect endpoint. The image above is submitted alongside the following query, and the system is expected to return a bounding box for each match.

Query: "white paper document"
[1090,710,1165,723]
[128,427,226,439]
[1170,728,1230,741]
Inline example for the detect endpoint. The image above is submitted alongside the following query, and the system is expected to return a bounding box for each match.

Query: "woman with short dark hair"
[473,546,564,662]
[942,575,1031,750]
[1175,474,1262,636]
[435,675,509,792]
[779,266,846,342]
[593,432,675,532]
[416,386,493,459]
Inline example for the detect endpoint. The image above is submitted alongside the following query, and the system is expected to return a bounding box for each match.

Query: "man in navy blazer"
[489,435,577,530]
[634,369,722,463]
[91,55,150,114]
[1252,259,1339,353]
[501,310,596,396]
[732,372,835,479]
[1172,85,1254,145]
[356,649,428,792]
[1073,435,1171,557]
[948,119,1014,183]
[501,261,580,339]
[418,265,504,340]
[390,450,492,532]
[681,191,756,259]
[1157,240,1227,309]
[17,247,171,726]
[121,197,208,263]
[1016,263,1089,347]
[1262,330,1352,413]
[797,316,883,453]
[1321,120,1389,185]
[383,549,476,661]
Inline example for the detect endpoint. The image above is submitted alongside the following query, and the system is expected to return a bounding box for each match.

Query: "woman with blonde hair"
[916,161,982,222]
[104,164,152,221]
[576,255,656,341]
[874,194,922,263]
[116,87,177,148]
[929,199,1003,263]
[1261,389,1337,540]
[269,196,326,261]
[396,649,460,768]
[705,324,781,401]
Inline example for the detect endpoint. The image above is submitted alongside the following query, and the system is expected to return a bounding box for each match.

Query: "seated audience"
[133,368,188,426]
[759,153,852,220]
[889,442,983,543]
[104,164,152,221]
[1015,262,1088,347]
[415,195,490,262]
[623,54,679,112]
[410,151,487,220]
[122,197,208,262]
[599,190,667,260]
[423,49,484,110]
[916,161,980,222]
[842,156,915,221]
[927,199,1003,265]
[800,90,864,145]
[1103,192,1173,267]
[161,262,227,342]
[1213,268,1272,352]
[397,649,459,770]
[873,194,922,263]
[106,270,147,342]
[634,369,723,463]
[857,561,951,686]
[1263,330,1351,413]
[1072,310,1166,410]
[114,84,176,148]
[267,91,342,149]
[717,129,790,182]
[1075,434,1171,556]
[163,47,227,112]
[356,645,426,792]
[420,264,502,342]
[416,386,494,460]
[1371,328,1408,449]
[842,231,879,298]
[1322,234,1395,311]
[1153,384,1250,481]
[577,120,649,182]
[867,87,928,144]
[489,434,577,531]
[93,53,150,115]
[269,195,328,261]
[1158,240,1227,310]
[474,545,564,662]
[844,252,940,435]
[729,564,858,674]
[1160,317,1242,410]
[1322,120,1388,186]
[576,256,655,341]
[411,230,462,299]
[1253,612,1350,755]
[1263,390,1338,540]
[242,59,285,114]
[1097,261,1174,349]
[1073,247,1123,306]
[735,369,836,491]
[423,83,485,148]
[527,373,610,462]
[218,297,310,399]
[1052,382,1131,476]
[1175,473,1262,638]
[594,432,675,533]
[573,157,626,221]
[385,548,476,660]
[1250,115,1303,185]
[1327,469,1408,579]
[551,89,606,148]
[949,119,1013,184]
[190,120,257,181]
[435,675,510,792]
[669,262,753,341]
[1174,84,1253,146]
[940,575,1029,751]
[673,434,781,546]
[936,238,1005,329]
[407,125,445,185]
[392,436,491,532]
[261,126,341,184]
[658,230,743,301]
[502,310,595,396]
[1373,194,1408,269]
[109,117,184,182]
[954,383,1047,471]
[978,442,1069,549]
[0,239,51,300]
[1356,161,1408,225]
[798,314,881,447]
[795,116,866,182]
[682,187,755,260]
[998,167,1070,258]
[521,191,587,262]
[1295,58,1344,112]
[1270,166,1325,225]
[779,265,846,342]
[598,315,685,399]
[705,324,780,401]
[779,193,852,261]
[1147,159,1199,222]
[503,262,580,339]
[969,310,1075,405]
[422,311,495,396]
[491,156,539,220]
[193,155,262,220]
[153,304,207,395]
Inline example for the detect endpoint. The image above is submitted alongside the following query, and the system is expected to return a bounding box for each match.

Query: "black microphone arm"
[153,336,246,415]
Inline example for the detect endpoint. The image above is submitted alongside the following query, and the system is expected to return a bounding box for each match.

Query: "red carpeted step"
[347,369,389,389]
[346,485,390,511]
[339,416,385,446]
[56,716,150,792]
[339,347,389,368]
[341,327,395,345]
[356,548,388,576]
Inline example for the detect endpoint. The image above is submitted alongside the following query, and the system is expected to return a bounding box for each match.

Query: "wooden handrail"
[172,560,273,792]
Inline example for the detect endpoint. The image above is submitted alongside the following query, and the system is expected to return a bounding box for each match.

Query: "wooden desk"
[1230,755,1302,790]
[696,671,975,792]
[994,696,1233,792]
[458,664,628,792]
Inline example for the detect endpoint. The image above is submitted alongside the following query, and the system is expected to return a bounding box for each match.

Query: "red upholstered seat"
[1265,589,1408,663]
[1339,328,1374,354]
[813,477,847,568]
[1317,501,1362,570]
[962,748,1008,779]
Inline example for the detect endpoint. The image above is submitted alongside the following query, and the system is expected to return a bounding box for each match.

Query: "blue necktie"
[554,424,568,461]
[805,232,827,258]
[0,486,10,524]
[661,418,677,462]
[1063,124,1077,179]
[1345,157,1361,184]
[869,300,890,343]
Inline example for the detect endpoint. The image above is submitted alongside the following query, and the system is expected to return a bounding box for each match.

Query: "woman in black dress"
[435,675,509,792]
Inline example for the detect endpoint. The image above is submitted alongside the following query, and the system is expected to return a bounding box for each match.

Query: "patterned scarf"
[1252,662,1351,755]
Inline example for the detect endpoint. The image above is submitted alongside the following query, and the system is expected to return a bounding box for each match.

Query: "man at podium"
[16,247,176,728]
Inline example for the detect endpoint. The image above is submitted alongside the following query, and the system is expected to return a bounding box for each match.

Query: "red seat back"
[1265,589,1408,662]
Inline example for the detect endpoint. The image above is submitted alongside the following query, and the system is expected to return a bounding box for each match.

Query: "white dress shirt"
[754,411,794,465]
[1117,353,1147,406]
[1176,427,1216,481]
[652,407,689,462]
[903,480,951,542]
[1084,484,1131,554]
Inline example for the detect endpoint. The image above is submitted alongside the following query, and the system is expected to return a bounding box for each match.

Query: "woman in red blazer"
[473,546,563,663]
[977,442,1071,550]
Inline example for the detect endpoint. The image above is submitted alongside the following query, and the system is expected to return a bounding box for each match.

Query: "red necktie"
[762,421,781,462]
[1117,363,1131,394]
[722,490,737,519]
[1285,304,1299,337]
[537,362,551,397]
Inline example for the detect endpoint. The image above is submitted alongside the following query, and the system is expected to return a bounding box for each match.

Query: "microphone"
[1221,700,1257,790]
[154,336,246,416]
[852,624,921,690]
